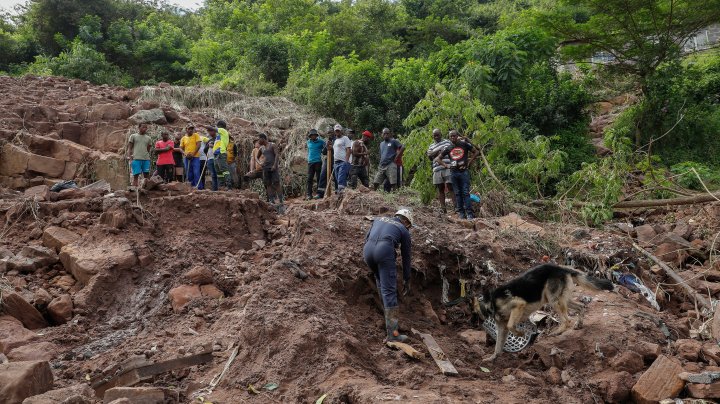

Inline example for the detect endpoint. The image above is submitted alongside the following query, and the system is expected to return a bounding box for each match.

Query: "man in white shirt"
[332,124,353,193]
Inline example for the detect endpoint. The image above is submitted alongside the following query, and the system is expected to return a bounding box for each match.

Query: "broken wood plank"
[632,243,712,310]
[386,341,425,360]
[411,328,458,376]
[92,350,214,396]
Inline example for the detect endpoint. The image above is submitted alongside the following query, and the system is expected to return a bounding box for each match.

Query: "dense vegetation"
[2,0,720,223]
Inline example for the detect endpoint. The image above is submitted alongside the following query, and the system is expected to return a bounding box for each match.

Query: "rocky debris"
[24,185,51,201]
[59,242,137,285]
[458,329,486,346]
[687,380,720,399]
[591,371,634,403]
[183,266,213,285]
[1,292,48,330]
[47,294,73,325]
[7,341,58,362]
[33,288,52,307]
[168,284,224,312]
[631,355,684,404]
[674,338,702,361]
[128,108,167,125]
[42,226,80,252]
[635,224,657,245]
[495,212,544,235]
[103,387,164,404]
[0,361,54,404]
[630,341,662,362]
[610,351,645,374]
[19,246,59,269]
[22,383,95,404]
[0,316,38,354]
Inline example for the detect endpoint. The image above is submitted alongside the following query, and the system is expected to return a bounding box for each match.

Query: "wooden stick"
[632,243,712,310]
[386,341,425,360]
[324,146,333,199]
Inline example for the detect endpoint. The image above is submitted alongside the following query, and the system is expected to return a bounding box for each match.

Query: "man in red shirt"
[155,131,175,183]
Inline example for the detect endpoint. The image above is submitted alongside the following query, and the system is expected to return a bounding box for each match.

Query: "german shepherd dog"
[479,263,613,361]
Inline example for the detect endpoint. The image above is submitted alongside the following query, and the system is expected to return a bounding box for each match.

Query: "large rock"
[88,103,131,121]
[496,213,545,235]
[7,342,57,362]
[1,292,48,330]
[610,351,644,374]
[631,355,684,404]
[0,361,54,404]
[128,109,167,125]
[27,154,65,178]
[591,371,634,403]
[19,246,59,268]
[42,227,80,253]
[687,380,720,399]
[57,122,82,143]
[94,154,127,191]
[47,295,73,325]
[103,387,164,404]
[22,383,94,404]
[24,185,51,202]
[0,144,31,176]
[267,116,292,129]
[635,224,657,245]
[183,266,213,285]
[168,285,201,313]
[0,316,38,354]
[59,243,137,285]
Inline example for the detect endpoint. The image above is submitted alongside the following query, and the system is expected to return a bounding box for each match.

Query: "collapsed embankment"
[2,185,720,403]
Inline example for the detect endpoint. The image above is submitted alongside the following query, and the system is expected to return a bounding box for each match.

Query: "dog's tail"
[571,271,614,291]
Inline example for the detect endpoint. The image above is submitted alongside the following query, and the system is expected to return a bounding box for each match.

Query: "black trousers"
[349,165,369,188]
[157,164,174,183]
[307,162,322,197]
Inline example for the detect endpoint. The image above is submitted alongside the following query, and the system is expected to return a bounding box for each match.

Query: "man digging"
[363,208,413,343]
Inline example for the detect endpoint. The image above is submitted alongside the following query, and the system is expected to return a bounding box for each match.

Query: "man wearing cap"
[349,130,372,189]
[306,129,325,199]
[373,128,404,192]
[426,128,454,213]
[331,124,353,193]
[363,208,413,343]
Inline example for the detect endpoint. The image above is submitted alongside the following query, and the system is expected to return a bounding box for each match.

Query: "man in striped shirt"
[426,128,454,213]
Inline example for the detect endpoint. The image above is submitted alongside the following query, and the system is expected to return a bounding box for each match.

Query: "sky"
[0,0,204,13]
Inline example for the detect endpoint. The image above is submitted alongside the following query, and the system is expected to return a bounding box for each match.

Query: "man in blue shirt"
[306,129,326,200]
[373,128,404,192]
[363,208,413,343]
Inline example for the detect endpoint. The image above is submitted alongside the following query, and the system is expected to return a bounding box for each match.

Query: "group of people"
[125,122,284,208]
[305,124,405,199]
[306,125,479,219]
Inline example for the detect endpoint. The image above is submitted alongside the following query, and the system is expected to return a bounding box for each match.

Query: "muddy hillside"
[1,77,720,404]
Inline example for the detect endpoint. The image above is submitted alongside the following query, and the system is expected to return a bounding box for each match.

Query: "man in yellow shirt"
[211,120,232,190]
[180,125,201,187]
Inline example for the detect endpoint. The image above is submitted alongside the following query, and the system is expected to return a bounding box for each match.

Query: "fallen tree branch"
[614,191,720,209]
[479,147,508,193]
[632,242,712,311]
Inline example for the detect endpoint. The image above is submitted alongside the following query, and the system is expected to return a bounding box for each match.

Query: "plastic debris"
[613,271,660,311]
[316,393,327,404]
[263,382,279,391]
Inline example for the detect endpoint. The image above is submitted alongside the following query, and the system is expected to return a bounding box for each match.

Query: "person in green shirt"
[126,123,153,188]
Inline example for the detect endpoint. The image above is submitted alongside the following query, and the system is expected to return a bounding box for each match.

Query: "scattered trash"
[263,382,279,391]
[386,341,424,359]
[613,271,660,311]
[529,311,558,325]
[50,180,78,192]
[248,384,260,394]
[470,194,481,203]
[480,367,490,373]
[315,393,327,404]
[483,317,538,352]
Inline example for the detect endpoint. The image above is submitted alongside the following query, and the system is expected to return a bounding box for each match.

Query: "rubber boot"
[384,306,408,343]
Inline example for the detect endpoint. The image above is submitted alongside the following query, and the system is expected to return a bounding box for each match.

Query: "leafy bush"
[670,161,720,191]
[28,39,130,86]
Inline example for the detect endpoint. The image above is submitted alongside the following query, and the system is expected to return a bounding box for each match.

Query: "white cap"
[334,124,342,131]
[395,208,413,227]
